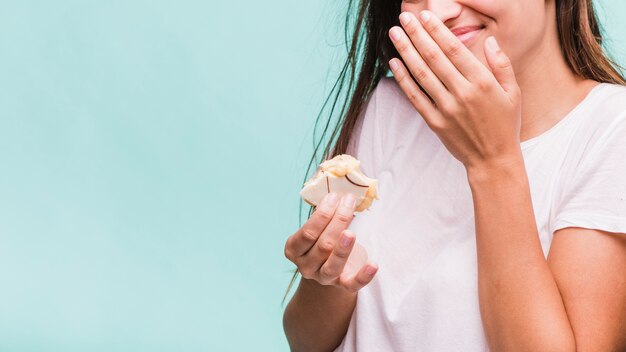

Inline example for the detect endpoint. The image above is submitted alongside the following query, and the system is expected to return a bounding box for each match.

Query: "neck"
[512,12,598,143]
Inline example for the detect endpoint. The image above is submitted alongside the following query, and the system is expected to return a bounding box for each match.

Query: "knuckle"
[438,100,457,115]
[446,40,463,57]
[284,245,294,261]
[319,265,337,280]
[424,21,441,37]
[405,24,418,37]
[413,67,429,82]
[333,248,351,260]
[429,21,442,35]
[422,47,439,62]
[334,211,353,223]
[341,285,357,293]
[317,277,331,286]
[407,91,421,104]
[300,227,318,242]
[457,90,475,103]
[447,106,462,118]
[344,283,360,293]
[476,79,492,92]
[396,71,410,85]
[354,275,368,287]
[299,267,313,279]
[315,208,333,223]
[394,72,404,85]
[498,55,512,68]
[317,240,334,254]
[395,40,409,53]
[337,276,354,292]
[428,118,447,132]
[407,87,426,104]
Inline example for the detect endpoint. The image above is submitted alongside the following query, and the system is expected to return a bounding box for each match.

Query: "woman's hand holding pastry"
[284,192,378,292]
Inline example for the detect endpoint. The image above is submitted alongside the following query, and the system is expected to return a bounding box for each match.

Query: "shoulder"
[594,81,626,99]
[355,76,418,137]
[585,82,626,121]
[374,76,403,97]
[561,82,626,174]
[574,82,626,143]
[367,76,424,129]
[371,76,412,109]
[348,77,424,166]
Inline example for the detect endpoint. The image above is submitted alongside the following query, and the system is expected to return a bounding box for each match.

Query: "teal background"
[0,1,624,351]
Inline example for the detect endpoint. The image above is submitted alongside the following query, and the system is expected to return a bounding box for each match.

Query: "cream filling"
[300,154,379,212]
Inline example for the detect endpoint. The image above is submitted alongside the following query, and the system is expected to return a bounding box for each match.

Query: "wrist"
[465,153,526,187]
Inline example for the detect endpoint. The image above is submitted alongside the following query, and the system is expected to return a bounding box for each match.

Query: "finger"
[389,25,452,104]
[389,58,447,130]
[416,10,489,84]
[317,229,355,284]
[301,193,358,271]
[398,11,470,95]
[287,192,340,258]
[339,261,379,292]
[484,36,518,95]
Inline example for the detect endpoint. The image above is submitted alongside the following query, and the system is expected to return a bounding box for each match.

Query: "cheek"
[484,4,546,68]
[399,0,546,71]
[400,3,421,16]
[462,1,537,67]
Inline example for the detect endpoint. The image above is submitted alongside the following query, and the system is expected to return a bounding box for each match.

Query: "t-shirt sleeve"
[345,81,386,179]
[551,113,626,235]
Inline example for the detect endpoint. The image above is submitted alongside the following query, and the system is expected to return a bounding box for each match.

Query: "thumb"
[484,36,517,94]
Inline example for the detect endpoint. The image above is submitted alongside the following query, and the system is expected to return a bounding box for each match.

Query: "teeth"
[300,154,379,212]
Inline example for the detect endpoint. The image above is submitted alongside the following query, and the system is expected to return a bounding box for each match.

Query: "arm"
[467,156,626,351]
[283,278,356,352]
[383,8,626,350]
[283,192,378,351]
[548,227,626,351]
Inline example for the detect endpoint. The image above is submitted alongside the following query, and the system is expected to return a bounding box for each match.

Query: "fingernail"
[419,11,430,23]
[487,36,500,52]
[340,233,353,248]
[399,12,411,26]
[389,27,401,42]
[342,193,356,208]
[389,59,399,71]
[324,192,339,206]
[365,265,377,275]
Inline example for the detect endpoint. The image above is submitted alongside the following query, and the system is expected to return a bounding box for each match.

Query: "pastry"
[300,154,379,212]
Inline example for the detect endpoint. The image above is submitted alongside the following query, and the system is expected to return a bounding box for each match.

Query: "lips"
[451,25,485,45]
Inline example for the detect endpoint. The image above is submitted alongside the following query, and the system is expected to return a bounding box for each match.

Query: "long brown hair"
[282,0,625,306]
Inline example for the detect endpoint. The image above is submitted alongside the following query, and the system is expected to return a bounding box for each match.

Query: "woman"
[283,0,626,351]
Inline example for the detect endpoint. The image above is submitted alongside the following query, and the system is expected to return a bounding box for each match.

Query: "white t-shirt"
[334,77,626,352]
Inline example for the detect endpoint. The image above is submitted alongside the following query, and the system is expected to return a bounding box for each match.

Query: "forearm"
[466,156,576,351]
[283,277,357,352]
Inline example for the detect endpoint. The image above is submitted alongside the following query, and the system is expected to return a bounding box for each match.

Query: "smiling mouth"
[455,26,486,45]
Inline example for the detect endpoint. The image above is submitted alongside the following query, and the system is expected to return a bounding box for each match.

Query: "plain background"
[0,1,624,351]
